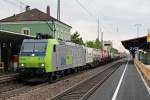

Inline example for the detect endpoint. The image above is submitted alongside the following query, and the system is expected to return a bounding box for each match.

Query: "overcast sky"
[1,0,150,52]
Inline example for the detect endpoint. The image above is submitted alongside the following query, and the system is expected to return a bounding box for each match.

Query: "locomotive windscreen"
[20,41,48,56]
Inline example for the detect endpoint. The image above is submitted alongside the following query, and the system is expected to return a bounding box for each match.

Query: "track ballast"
[51,62,123,100]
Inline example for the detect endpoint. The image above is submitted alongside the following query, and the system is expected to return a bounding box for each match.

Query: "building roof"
[0,8,71,28]
[0,30,35,42]
[121,36,149,50]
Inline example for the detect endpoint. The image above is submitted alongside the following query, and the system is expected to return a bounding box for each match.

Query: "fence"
[134,59,150,87]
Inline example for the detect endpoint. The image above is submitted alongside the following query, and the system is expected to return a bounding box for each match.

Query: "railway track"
[51,62,123,100]
[0,81,24,94]
[0,68,95,100]
[0,82,49,100]
[0,73,18,84]
[0,60,124,100]
[0,67,95,99]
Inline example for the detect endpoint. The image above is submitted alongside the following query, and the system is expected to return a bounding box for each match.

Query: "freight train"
[18,39,120,81]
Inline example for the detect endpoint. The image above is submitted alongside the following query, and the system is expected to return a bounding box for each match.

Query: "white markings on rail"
[112,60,129,100]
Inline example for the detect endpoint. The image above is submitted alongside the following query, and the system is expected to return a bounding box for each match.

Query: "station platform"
[88,60,150,100]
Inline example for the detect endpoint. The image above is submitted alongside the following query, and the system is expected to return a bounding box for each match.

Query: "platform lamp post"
[134,24,142,38]
[101,31,103,59]
[57,0,60,20]
[97,17,104,59]
[134,24,141,60]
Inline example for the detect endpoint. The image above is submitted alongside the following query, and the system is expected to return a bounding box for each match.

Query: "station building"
[0,6,72,41]
[122,33,150,65]
[103,41,113,51]
[0,6,72,72]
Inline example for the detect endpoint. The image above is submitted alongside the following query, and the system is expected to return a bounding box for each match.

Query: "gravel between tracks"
[6,60,124,100]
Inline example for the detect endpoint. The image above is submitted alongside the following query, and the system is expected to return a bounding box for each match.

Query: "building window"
[21,27,30,35]
[23,30,29,35]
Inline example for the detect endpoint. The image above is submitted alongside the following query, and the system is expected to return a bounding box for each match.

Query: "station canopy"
[121,36,150,51]
[0,30,35,42]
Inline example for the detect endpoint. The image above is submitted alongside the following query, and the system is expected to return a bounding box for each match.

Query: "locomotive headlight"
[40,63,45,67]
[21,64,24,67]
[32,54,35,56]
[41,64,45,66]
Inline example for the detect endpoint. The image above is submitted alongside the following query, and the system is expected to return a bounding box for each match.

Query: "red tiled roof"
[0,8,71,28]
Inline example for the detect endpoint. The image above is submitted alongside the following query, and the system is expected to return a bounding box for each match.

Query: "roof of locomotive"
[23,39,84,48]
[23,39,49,43]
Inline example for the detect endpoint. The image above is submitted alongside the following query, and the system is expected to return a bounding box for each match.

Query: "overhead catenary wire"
[74,0,107,33]
[75,0,102,39]
[2,0,26,12]
[75,0,97,22]
[2,0,23,8]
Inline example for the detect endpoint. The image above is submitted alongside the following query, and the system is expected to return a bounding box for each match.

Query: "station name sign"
[129,47,139,51]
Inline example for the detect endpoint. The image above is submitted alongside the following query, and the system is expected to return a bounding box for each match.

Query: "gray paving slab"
[88,62,150,100]
[116,64,150,100]
[88,63,126,100]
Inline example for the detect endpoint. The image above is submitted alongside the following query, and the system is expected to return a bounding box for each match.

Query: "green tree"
[71,32,102,48]
[85,38,101,49]
[71,32,84,45]
[94,38,101,49]
[85,40,95,48]
[110,48,118,54]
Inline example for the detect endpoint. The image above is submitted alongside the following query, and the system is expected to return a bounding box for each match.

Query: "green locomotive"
[19,39,86,81]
